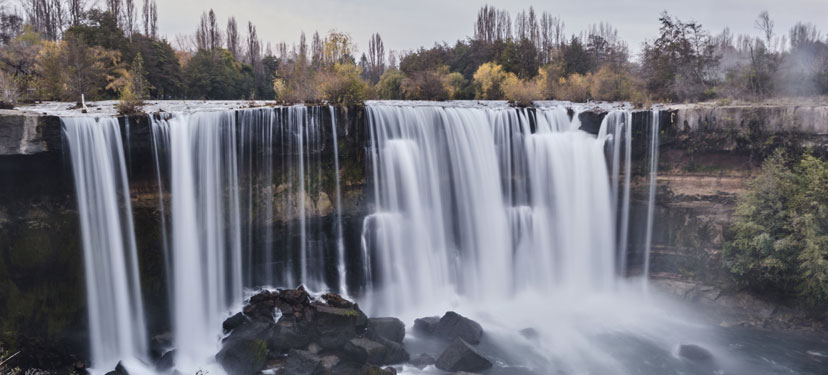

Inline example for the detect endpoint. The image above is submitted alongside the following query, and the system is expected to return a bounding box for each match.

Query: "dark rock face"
[374,336,409,364]
[409,353,436,369]
[367,317,405,343]
[435,338,493,372]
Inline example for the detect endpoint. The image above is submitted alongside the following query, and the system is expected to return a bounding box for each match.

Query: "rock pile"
[216,287,405,375]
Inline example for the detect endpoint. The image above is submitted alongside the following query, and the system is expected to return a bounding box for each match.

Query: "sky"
[156,0,828,57]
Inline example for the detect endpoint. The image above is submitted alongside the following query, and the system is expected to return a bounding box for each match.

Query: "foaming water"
[62,117,148,372]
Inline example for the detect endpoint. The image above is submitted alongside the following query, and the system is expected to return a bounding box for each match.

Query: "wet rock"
[314,304,366,349]
[216,338,268,375]
[223,312,250,333]
[270,320,313,351]
[435,338,493,372]
[104,361,128,375]
[413,316,440,335]
[343,337,387,364]
[320,354,341,371]
[435,312,483,344]
[375,336,409,364]
[281,349,323,375]
[368,317,405,343]
[409,353,435,369]
[155,350,175,372]
[677,344,714,363]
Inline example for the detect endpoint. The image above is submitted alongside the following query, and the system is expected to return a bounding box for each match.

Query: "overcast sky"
[156,0,828,57]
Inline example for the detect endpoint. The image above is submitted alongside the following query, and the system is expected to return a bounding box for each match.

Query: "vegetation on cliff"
[725,150,828,309]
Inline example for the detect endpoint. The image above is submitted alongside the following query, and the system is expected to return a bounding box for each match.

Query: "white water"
[642,110,661,289]
[330,107,348,296]
[153,112,244,373]
[362,104,637,313]
[62,117,148,372]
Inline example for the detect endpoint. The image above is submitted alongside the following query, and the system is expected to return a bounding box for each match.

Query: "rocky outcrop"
[217,287,405,375]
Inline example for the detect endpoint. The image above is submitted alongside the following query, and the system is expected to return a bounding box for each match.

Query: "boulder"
[375,336,409,364]
[409,353,435,369]
[223,312,250,333]
[413,316,440,335]
[281,349,323,375]
[343,337,387,364]
[359,365,396,375]
[104,361,128,375]
[270,320,314,351]
[435,312,483,344]
[435,338,493,372]
[313,304,366,349]
[215,338,268,375]
[155,350,175,372]
[367,318,405,343]
[677,344,714,363]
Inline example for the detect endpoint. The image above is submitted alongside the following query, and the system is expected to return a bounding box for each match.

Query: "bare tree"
[149,0,157,38]
[311,31,322,67]
[196,9,221,53]
[755,11,774,47]
[367,32,385,83]
[22,0,65,40]
[246,21,261,67]
[226,17,240,59]
[106,0,121,26]
[67,0,85,26]
[124,0,135,37]
[208,9,221,51]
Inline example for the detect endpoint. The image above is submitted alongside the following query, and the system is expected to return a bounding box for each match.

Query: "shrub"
[472,62,511,99]
[376,69,405,99]
[317,62,369,107]
[589,65,635,102]
[502,68,546,105]
[725,150,828,308]
[552,73,592,102]
[401,69,450,100]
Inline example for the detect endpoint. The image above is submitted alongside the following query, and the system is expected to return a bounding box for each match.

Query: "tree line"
[0,2,825,109]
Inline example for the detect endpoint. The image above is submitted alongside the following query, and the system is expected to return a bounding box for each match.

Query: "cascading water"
[62,117,148,372]
[361,103,634,312]
[147,106,342,371]
[359,102,708,374]
[152,111,245,372]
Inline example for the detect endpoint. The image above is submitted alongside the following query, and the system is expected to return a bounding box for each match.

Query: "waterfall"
[62,117,148,371]
[361,103,649,315]
[330,107,348,296]
[152,112,244,372]
[642,110,661,289]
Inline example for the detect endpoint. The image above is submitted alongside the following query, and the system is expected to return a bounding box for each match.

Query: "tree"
[376,68,404,99]
[123,0,136,37]
[726,151,828,308]
[226,17,240,60]
[473,62,512,99]
[366,33,384,84]
[68,0,86,26]
[640,12,719,101]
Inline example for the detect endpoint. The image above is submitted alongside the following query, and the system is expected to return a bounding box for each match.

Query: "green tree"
[725,151,828,308]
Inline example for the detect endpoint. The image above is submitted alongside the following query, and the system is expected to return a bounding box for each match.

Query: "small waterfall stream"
[62,117,148,372]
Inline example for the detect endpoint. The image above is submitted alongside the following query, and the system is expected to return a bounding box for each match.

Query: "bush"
[317,62,369,107]
[502,69,546,105]
[551,73,592,102]
[472,62,511,99]
[376,69,405,99]
[401,69,451,100]
[725,150,828,308]
[589,65,636,102]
